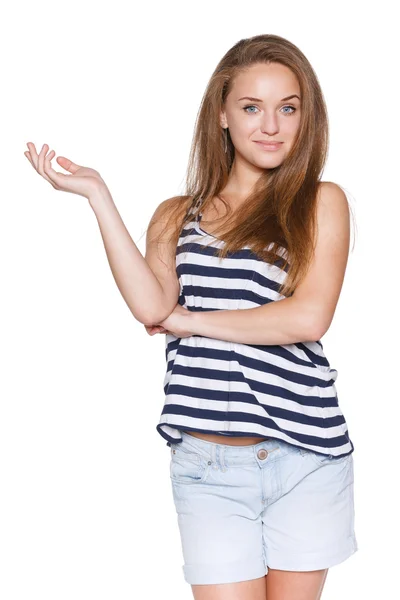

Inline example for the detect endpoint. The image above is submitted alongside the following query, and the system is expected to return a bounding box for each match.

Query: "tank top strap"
[187,197,203,221]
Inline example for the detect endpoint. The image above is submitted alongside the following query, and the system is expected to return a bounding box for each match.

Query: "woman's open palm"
[24,142,108,200]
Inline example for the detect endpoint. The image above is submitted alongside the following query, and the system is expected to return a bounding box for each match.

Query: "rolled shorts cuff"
[266,535,358,572]
[183,556,267,585]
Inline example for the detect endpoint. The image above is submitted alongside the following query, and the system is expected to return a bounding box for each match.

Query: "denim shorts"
[169,431,358,586]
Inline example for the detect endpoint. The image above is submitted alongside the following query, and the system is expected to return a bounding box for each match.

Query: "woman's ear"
[219,110,227,129]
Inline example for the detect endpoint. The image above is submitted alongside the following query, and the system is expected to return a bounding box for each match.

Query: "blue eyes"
[243,105,297,116]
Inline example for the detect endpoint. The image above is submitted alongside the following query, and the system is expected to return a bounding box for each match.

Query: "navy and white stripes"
[156,203,354,458]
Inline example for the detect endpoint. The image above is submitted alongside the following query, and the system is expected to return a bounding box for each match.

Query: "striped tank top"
[156,199,354,458]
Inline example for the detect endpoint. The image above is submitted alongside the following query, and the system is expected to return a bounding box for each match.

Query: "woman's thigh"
[265,568,328,600]
[190,570,328,600]
[191,575,267,600]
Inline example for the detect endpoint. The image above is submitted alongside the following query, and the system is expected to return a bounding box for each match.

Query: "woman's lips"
[254,141,283,151]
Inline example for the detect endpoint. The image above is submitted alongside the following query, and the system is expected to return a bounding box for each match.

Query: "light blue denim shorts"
[169,431,358,586]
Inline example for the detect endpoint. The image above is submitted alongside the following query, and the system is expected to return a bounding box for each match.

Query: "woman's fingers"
[27,142,46,170]
[43,151,71,188]
[26,142,39,169]
[42,150,61,188]
[37,147,58,187]
[144,325,169,335]
[25,143,51,177]
[24,151,35,169]
[24,144,55,186]
[25,141,104,199]
[56,156,81,174]
[37,143,48,176]
[26,143,85,183]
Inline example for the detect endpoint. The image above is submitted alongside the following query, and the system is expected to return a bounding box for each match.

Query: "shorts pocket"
[277,440,309,458]
[306,449,352,468]
[170,443,211,484]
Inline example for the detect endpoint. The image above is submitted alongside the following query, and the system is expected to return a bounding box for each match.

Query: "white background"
[1,1,398,598]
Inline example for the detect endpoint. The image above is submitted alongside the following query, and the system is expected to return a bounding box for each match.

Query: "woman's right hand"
[24,142,109,200]
[144,325,170,336]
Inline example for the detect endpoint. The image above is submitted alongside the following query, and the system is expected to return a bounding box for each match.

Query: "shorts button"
[257,448,268,460]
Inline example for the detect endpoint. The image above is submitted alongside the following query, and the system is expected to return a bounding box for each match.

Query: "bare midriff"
[183,431,270,446]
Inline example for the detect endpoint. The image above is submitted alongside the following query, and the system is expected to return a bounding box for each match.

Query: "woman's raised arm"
[24,142,179,326]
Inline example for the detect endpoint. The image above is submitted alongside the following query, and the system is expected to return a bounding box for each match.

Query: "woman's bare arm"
[186,182,350,344]
[24,143,180,327]
[90,189,179,326]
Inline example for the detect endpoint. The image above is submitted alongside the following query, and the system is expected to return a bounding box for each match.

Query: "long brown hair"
[149,33,355,297]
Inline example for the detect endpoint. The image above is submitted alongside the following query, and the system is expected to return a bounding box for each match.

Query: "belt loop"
[220,444,226,470]
[211,443,216,465]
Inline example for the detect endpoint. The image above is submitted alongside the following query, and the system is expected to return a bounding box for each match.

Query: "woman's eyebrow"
[237,94,301,102]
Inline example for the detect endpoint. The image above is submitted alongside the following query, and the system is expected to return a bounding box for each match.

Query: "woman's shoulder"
[151,195,193,223]
[318,180,346,196]
[157,194,192,212]
[316,181,350,213]
[146,195,194,244]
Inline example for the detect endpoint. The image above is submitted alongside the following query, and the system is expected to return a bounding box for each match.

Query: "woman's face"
[220,62,302,170]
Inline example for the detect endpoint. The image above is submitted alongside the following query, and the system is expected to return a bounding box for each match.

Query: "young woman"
[25,33,357,600]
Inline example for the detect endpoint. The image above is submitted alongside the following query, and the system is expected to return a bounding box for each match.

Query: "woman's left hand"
[156,303,195,338]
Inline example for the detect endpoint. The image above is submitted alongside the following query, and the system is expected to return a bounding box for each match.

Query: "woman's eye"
[281,105,296,115]
[243,105,259,114]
